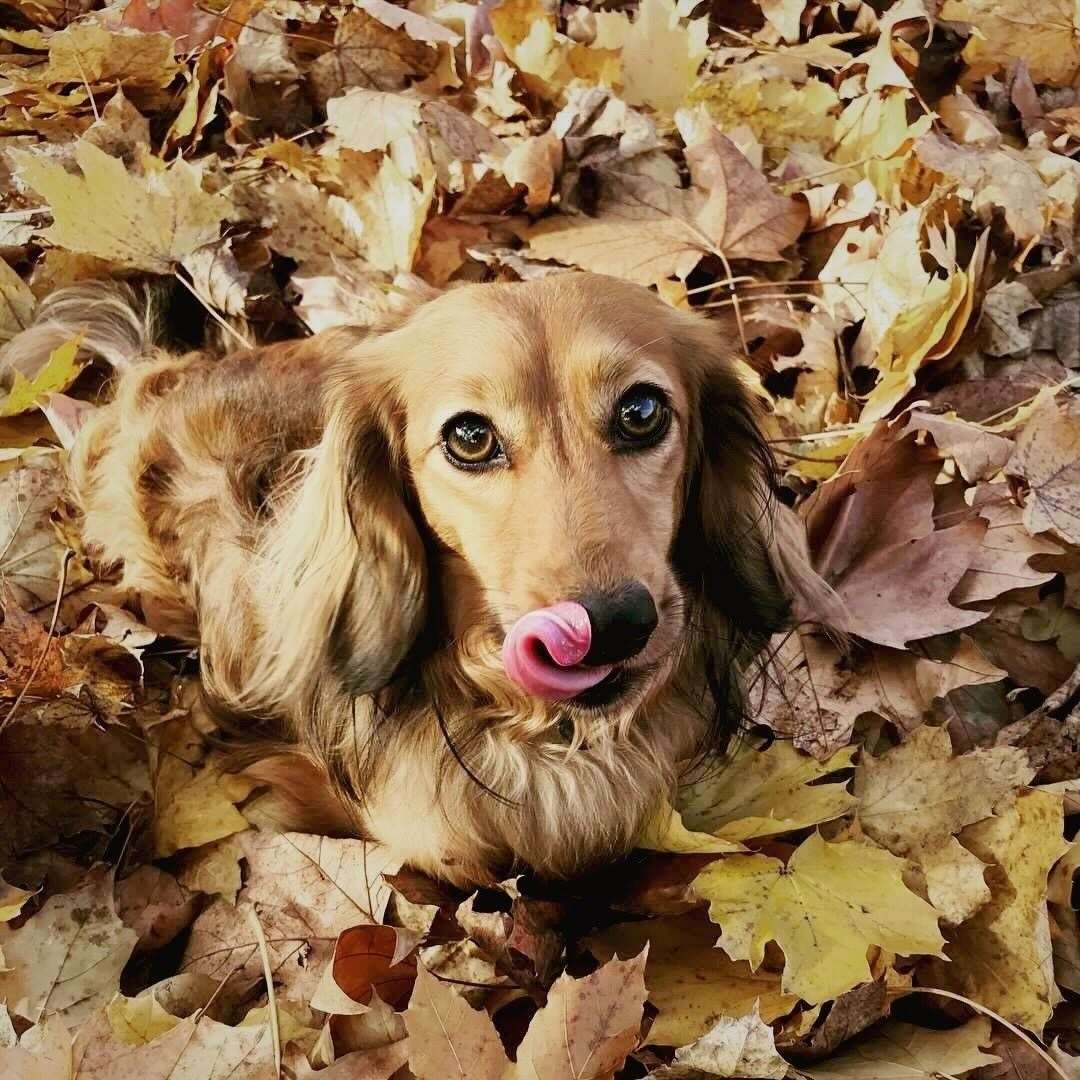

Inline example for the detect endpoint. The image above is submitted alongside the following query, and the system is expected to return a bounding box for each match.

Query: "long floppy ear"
[672,313,833,647]
[241,335,427,717]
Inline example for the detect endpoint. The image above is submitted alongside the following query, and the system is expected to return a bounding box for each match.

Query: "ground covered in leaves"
[1,0,1080,1076]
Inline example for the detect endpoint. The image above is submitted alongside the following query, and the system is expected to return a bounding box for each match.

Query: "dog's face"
[396,276,696,714]
[272,273,795,734]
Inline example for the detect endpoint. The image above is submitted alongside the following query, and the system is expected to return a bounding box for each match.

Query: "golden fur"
[4,273,830,884]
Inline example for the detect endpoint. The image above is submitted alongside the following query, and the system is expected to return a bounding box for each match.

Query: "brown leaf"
[1007,395,1080,545]
[0,865,138,1026]
[684,130,808,262]
[515,951,648,1079]
[115,866,198,953]
[182,833,401,1000]
[405,963,510,1079]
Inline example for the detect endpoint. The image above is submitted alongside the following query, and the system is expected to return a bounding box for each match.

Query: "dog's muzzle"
[502,601,614,700]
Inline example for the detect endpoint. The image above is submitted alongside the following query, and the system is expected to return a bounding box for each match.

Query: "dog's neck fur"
[310,553,722,885]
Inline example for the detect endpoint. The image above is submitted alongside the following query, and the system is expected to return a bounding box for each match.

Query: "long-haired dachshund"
[5,273,829,884]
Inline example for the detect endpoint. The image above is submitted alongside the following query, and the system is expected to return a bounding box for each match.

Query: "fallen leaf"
[922,789,1069,1033]
[44,25,179,87]
[0,339,83,418]
[115,866,198,952]
[918,836,991,925]
[647,1008,789,1079]
[940,0,1080,86]
[1007,395,1080,545]
[0,257,35,343]
[405,963,510,1079]
[13,141,229,274]
[0,865,137,1026]
[854,725,1034,859]
[586,913,797,1047]
[515,950,648,1080]
[692,834,945,1004]
[802,1017,999,1079]
[674,742,856,842]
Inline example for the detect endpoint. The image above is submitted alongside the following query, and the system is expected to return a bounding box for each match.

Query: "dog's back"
[4,284,339,691]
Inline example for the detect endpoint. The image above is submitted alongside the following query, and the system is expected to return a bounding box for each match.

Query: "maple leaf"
[515,950,648,1080]
[854,725,1034,859]
[922,789,1069,1033]
[1007,395,1080,545]
[0,865,138,1026]
[182,832,401,999]
[0,257,35,344]
[918,835,992,925]
[12,141,229,275]
[801,1018,999,1079]
[586,913,797,1047]
[647,1007,789,1079]
[756,630,1006,758]
[692,834,945,1005]
[311,924,419,1012]
[526,132,804,285]
[72,1007,276,1078]
[43,24,179,87]
[115,866,198,953]
[674,741,856,842]
[801,422,989,648]
[405,964,510,1079]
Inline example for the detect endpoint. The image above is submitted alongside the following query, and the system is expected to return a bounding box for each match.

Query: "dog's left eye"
[615,385,671,446]
[443,412,503,468]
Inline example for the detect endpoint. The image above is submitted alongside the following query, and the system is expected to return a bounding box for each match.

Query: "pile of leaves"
[2,0,1080,1075]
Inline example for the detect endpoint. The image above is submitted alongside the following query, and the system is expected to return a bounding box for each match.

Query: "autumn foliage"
[2,0,1080,1076]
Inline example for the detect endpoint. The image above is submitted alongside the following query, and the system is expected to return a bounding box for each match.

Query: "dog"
[4,273,829,885]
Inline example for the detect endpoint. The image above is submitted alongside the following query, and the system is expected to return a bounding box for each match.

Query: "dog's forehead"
[405,278,681,403]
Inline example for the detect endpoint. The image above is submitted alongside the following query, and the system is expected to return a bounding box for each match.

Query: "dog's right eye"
[442,413,503,468]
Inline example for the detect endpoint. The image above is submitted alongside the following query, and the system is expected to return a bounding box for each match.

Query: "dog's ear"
[672,313,830,645]
[247,331,427,715]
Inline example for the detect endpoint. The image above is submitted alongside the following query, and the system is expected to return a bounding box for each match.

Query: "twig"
[173,270,253,350]
[246,905,282,1078]
[1,549,72,733]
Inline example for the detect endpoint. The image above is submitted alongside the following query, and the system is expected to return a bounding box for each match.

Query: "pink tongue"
[502,601,614,700]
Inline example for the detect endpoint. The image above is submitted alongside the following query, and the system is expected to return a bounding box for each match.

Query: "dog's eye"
[615,385,670,446]
[443,413,502,467]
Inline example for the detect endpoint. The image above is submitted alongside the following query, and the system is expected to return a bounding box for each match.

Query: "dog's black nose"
[580,582,658,665]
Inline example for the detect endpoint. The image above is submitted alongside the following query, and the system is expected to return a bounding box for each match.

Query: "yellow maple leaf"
[621,0,708,115]
[44,24,179,88]
[106,993,182,1046]
[585,913,797,1046]
[13,141,229,275]
[0,339,83,419]
[676,742,857,842]
[692,834,945,1004]
[922,789,1069,1033]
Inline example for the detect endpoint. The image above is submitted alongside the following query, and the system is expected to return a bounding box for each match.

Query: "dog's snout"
[580,582,658,665]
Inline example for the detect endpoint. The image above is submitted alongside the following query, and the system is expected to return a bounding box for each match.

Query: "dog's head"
[259,273,819,742]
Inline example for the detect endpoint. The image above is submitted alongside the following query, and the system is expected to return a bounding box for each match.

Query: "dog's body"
[8,273,828,884]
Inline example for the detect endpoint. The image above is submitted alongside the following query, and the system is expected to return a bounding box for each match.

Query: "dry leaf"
[647,1008,789,1079]
[854,725,1034,859]
[692,835,945,1004]
[13,141,229,274]
[802,1017,999,1079]
[0,866,137,1026]
[923,788,1069,1033]
[586,913,797,1047]
[0,257,35,343]
[1007,395,1080,545]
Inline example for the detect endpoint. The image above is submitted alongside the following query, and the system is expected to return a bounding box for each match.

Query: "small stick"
[246,905,282,1078]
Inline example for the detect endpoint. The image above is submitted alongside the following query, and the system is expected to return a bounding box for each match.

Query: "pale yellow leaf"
[923,789,1069,1033]
[13,142,228,274]
[803,1017,998,1079]
[676,742,856,842]
[586,914,797,1047]
[854,725,1034,859]
[693,835,945,1005]
[105,993,181,1046]
[0,257,35,344]
[0,339,83,418]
